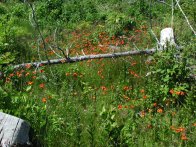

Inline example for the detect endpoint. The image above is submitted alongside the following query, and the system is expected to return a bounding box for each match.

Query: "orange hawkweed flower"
[193,123,196,127]
[118,104,123,110]
[25,64,31,69]
[153,102,157,107]
[48,51,54,55]
[131,62,137,66]
[32,71,37,74]
[123,86,129,91]
[124,105,128,109]
[9,73,14,77]
[16,72,22,77]
[27,81,33,85]
[42,97,47,103]
[147,124,153,129]
[66,73,70,76]
[169,89,175,94]
[181,133,188,140]
[143,95,147,99]
[40,69,44,73]
[157,108,163,113]
[101,86,107,91]
[180,91,185,95]
[25,72,30,77]
[170,126,176,130]
[175,127,185,133]
[130,105,135,109]
[175,91,181,95]
[39,83,45,89]
[5,78,11,83]
[73,72,78,77]
[140,89,145,93]
[123,95,130,100]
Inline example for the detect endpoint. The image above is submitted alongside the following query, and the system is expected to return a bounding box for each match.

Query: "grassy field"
[0,0,195,146]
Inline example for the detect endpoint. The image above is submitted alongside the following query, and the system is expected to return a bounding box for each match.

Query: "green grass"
[2,53,195,146]
[0,0,195,146]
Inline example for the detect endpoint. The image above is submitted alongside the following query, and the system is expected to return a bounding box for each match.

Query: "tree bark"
[0,112,30,147]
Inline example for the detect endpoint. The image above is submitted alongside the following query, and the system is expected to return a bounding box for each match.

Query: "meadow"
[0,0,195,146]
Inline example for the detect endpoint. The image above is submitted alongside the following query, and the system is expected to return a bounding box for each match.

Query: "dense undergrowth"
[0,0,195,146]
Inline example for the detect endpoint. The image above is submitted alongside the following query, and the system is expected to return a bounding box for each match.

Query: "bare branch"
[175,0,196,35]
[28,3,51,63]
[48,45,63,58]
[13,48,157,69]
[157,0,172,7]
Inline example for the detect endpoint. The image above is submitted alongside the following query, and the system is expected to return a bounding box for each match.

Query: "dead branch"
[13,48,157,70]
[175,0,196,35]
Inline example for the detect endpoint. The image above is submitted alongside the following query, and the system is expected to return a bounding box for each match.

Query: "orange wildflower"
[169,89,175,94]
[73,72,78,77]
[124,105,128,109]
[101,86,107,91]
[157,108,163,113]
[16,72,22,77]
[97,70,102,75]
[143,95,147,99]
[123,95,130,100]
[130,105,135,109]
[134,73,140,78]
[131,62,137,66]
[170,126,176,130]
[140,89,145,93]
[175,127,185,133]
[25,72,30,77]
[181,133,188,140]
[25,64,31,69]
[27,81,33,85]
[42,97,47,103]
[153,102,157,107]
[118,104,123,110]
[120,40,124,45]
[66,73,70,76]
[193,123,196,127]
[123,86,129,91]
[147,124,153,129]
[175,91,181,95]
[5,78,11,83]
[180,91,185,95]
[9,73,14,77]
[48,51,54,55]
[39,83,45,89]
[48,95,52,99]
[40,69,44,73]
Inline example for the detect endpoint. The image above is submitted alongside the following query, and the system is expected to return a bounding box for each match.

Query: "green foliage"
[0,52,15,64]
[145,45,195,108]
[0,0,195,146]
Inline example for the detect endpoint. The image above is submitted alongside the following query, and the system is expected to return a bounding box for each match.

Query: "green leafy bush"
[145,45,195,109]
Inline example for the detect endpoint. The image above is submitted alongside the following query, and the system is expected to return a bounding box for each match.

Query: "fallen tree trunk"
[0,112,31,147]
[13,48,157,69]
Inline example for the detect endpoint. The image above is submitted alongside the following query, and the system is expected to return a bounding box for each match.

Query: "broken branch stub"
[160,28,176,48]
